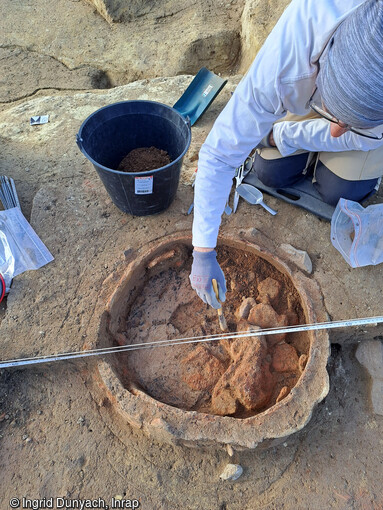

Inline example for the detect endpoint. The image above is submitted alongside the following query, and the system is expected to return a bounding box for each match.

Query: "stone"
[280,244,313,274]
[355,340,383,415]
[1,0,245,90]
[272,343,299,373]
[84,0,122,22]
[226,444,234,457]
[240,0,291,72]
[248,303,288,344]
[257,277,282,306]
[0,47,111,103]
[219,464,243,481]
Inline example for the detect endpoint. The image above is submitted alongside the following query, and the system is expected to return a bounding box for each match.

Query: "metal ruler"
[1,316,382,370]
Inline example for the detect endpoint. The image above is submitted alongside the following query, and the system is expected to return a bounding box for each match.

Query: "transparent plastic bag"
[0,207,54,292]
[331,198,383,268]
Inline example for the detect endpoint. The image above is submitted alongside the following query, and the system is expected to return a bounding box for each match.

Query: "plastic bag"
[0,207,54,292]
[331,198,383,268]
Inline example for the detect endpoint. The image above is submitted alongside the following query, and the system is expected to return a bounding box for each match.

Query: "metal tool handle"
[260,200,277,215]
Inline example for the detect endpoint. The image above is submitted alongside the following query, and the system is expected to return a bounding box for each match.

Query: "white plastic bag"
[0,207,54,292]
[331,198,383,268]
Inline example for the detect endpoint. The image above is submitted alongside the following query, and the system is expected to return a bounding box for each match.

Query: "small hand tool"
[233,157,253,213]
[212,278,228,332]
[236,183,277,215]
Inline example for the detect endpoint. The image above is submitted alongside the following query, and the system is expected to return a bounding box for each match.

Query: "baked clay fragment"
[272,342,299,372]
[181,345,226,391]
[228,325,262,360]
[248,303,288,344]
[257,277,282,306]
[276,386,290,403]
[212,333,274,415]
[286,311,299,326]
[235,297,256,320]
[298,353,308,373]
[219,321,257,354]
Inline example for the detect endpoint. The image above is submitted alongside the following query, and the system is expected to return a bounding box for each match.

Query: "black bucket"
[76,100,191,216]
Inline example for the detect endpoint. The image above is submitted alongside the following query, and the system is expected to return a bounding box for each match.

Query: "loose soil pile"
[117,146,171,172]
[115,246,310,418]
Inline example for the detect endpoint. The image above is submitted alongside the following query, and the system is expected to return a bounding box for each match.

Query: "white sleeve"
[192,51,288,248]
[192,0,364,248]
[273,119,383,156]
[192,78,285,248]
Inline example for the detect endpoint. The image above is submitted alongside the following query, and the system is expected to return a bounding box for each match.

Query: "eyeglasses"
[308,87,383,140]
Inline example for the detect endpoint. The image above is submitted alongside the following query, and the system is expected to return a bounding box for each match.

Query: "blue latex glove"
[189,250,227,309]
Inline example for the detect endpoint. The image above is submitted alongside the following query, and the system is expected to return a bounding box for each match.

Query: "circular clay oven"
[93,232,330,450]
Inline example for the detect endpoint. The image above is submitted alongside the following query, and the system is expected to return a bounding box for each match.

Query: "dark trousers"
[252,151,378,207]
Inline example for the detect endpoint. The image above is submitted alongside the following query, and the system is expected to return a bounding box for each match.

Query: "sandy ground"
[1,1,383,509]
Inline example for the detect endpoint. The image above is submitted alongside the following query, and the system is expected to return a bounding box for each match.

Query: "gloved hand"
[189,249,227,309]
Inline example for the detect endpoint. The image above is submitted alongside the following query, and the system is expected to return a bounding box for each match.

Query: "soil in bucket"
[114,245,310,419]
[76,101,191,215]
[117,146,171,173]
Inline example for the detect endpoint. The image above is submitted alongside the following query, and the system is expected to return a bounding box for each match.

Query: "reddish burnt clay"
[91,232,330,449]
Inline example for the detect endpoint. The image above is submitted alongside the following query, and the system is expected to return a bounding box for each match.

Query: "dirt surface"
[1,1,383,509]
[120,246,307,418]
[1,345,382,509]
[117,147,171,172]
[0,47,112,104]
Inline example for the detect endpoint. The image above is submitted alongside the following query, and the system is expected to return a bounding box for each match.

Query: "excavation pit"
[94,233,330,449]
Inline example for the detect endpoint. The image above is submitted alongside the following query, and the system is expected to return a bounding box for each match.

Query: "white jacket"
[192,0,383,248]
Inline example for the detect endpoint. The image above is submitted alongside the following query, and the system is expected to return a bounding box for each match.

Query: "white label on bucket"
[202,84,213,97]
[135,176,153,194]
